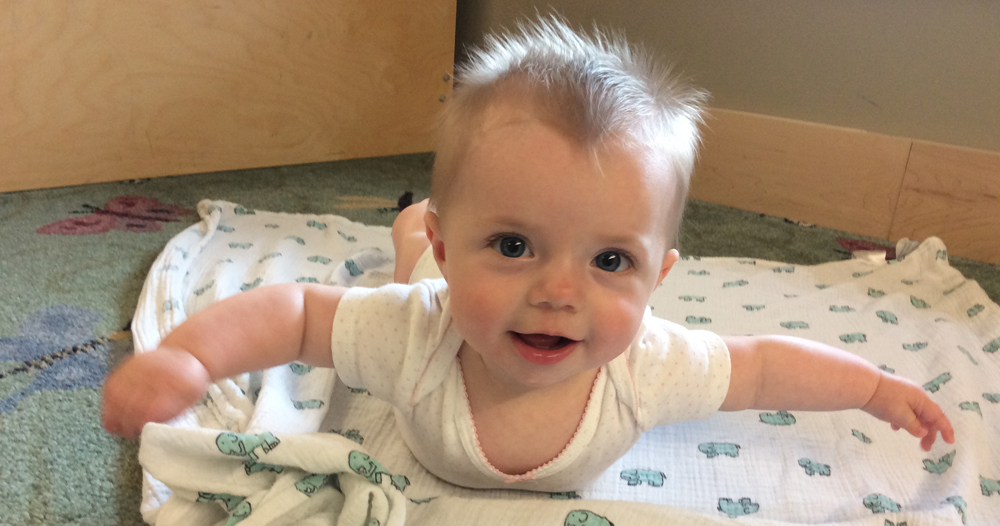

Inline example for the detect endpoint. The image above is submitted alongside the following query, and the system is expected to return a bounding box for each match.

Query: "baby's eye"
[492,236,532,258]
[593,251,632,272]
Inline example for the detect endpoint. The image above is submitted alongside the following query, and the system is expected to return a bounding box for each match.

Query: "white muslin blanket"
[132,200,1000,525]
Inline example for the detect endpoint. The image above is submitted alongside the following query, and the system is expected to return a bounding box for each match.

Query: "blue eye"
[594,251,631,272]
[492,236,531,258]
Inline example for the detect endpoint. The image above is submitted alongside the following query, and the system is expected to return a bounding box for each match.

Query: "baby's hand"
[102,346,212,439]
[861,371,955,450]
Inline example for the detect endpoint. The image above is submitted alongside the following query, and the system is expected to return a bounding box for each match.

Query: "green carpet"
[0,152,995,525]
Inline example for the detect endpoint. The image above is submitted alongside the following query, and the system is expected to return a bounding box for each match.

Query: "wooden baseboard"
[692,108,1000,265]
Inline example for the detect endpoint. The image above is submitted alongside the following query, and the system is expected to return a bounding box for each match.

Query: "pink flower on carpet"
[37,195,195,235]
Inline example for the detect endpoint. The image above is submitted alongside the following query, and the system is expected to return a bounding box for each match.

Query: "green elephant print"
[958,346,979,365]
[984,393,1000,403]
[289,362,314,375]
[797,458,831,476]
[743,305,765,311]
[984,338,1000,354]
[337,230,357,242]
[330,428,365,445]
[620,469,665,487]
[196,492,252,526]
[980,476,1000,496]
[718,498,759,518]
[910,296,930,309]
[564,510,614,526]
[943,496,967,524]
[292,399,324,410]
[759,411,796,426]
[285,235,306,245]
[348,451,409,491]
[723,280,749,288]
[685,316,711,324]
[852,429,872,443]
[197,492,247,512]
[840,333,867,344]
[306,220,327,230]
[295,473,331,496]
[968,304,985,317]
[780,321,809,329]
[550,491,582,500]
[902,342,927,351]
[216,432,284,475]
[229,242,253,249]
[876,311,898,324]
[829,305,855,313]
[240,278,263,292]
[923,451,956,474]
[698,442,740,458]
[688,270,709,276]
[193,280,216,296]
[234,206,255,215]
[868,288,886,298]
[307,255,332,265]
[922,372,952,393]
[959,401,982,416]
[773,266,794,273]
[678,296,706,302]
[345,259,364,277]
[863,493,901,513]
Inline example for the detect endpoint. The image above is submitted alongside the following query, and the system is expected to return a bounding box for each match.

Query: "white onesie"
[330,249,731,492]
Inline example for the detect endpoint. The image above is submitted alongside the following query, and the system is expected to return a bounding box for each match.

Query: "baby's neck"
[458,344,599,475]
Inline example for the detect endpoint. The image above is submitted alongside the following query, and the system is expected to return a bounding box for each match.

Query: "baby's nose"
[528,261,581,311]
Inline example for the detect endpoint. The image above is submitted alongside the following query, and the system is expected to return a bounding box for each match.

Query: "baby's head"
[430,15,706,249]
[423,16,708,391]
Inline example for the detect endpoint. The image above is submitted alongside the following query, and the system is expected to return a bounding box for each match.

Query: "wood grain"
[691,109,912,239]
[0,0,456,192]
[890,141,1000,264]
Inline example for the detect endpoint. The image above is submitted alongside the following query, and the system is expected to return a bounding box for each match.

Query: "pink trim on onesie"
[457,356,602,484]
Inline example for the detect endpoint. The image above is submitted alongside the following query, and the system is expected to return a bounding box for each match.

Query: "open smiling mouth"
[511,332,580,365]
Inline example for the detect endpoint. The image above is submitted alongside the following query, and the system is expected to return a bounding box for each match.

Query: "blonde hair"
[431,15,707,246]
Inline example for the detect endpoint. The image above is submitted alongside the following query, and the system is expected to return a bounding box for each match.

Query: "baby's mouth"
[513,332,576,351]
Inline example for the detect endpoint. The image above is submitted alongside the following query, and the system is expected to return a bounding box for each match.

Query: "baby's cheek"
[452,278,507,334]
[596,298,644,349]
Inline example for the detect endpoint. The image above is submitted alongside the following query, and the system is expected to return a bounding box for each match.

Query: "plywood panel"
[0,0,456,192]
[691,109,913,239]
[890,141,1000,265]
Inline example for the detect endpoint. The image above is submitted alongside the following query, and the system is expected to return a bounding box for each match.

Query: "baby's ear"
[657,249,680,286]
[424,211,448,278]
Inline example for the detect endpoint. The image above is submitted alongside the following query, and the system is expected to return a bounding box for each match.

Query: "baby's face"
[428,106,679,393]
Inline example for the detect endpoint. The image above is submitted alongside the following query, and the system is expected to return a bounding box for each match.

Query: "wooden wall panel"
[890,142,1000,265]
[691,109,912,239]
[0,0,456,192]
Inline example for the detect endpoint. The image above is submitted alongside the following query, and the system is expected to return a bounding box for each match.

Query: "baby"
[102,17,954,492]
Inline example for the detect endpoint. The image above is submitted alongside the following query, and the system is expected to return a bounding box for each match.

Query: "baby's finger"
[895,409,928,439]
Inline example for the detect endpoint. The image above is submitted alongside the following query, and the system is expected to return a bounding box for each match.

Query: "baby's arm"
[102,283,344,439]
[720,335,955,451]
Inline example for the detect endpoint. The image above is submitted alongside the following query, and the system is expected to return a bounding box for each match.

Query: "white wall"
[456,0,1000,152]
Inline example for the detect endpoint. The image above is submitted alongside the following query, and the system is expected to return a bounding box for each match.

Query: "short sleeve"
[629,310,731,430]
[330,279,457,409]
